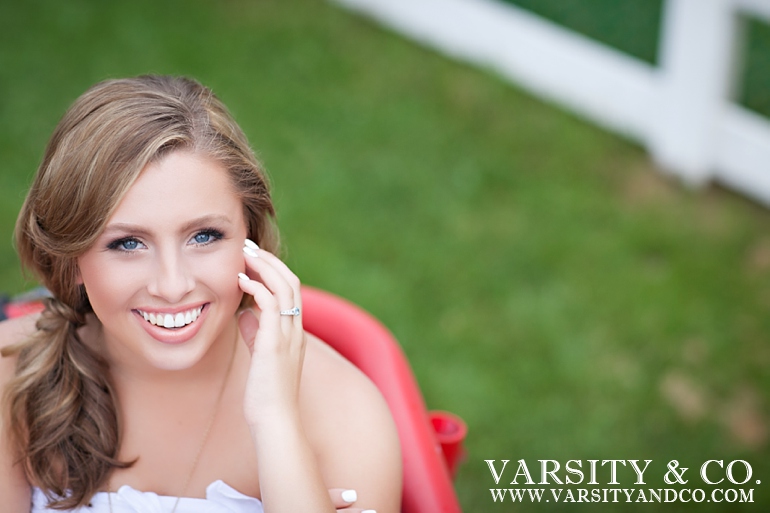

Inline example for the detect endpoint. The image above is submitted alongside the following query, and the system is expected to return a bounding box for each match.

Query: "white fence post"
[332,0,770,205]
[649,0,742,185]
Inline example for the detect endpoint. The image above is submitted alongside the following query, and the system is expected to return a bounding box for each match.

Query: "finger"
[328,488,357,508]
[327,488,376,512]
[243,244,301,333]
[243,240,302,308]
[243,247,295,303]
[243,246,296,316]
[252,249,303,307]
[237,273,281,348]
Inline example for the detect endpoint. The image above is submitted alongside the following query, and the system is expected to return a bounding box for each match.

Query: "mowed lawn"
[1,1,769,511]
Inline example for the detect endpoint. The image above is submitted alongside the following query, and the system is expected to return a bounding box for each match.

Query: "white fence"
[332,0,770,206]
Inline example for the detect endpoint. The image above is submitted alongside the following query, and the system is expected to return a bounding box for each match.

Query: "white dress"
[31,480,264,513]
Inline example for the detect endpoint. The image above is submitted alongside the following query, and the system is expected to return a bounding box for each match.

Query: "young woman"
[0,75,401,512]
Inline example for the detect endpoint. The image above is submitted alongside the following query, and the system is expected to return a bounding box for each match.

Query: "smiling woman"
[78,153,249,373]
[0,76,401,513]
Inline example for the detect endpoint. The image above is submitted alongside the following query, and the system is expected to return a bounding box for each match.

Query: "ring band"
[279,307,301,316]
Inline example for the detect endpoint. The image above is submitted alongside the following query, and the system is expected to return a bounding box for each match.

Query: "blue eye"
[194,232,211,244]
[107,237,144,252]
[190,229,224,246]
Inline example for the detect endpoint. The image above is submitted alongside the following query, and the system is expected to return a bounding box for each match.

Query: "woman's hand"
[237,240,306,430]
[235,240,385,513]
[236,240,339,512]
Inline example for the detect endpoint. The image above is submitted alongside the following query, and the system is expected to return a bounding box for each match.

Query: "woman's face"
[77,150,248,373]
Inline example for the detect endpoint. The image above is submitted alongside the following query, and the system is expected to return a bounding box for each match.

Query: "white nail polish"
[341,490,357,503]
[238,272,250,281]
[243,246,258,258]
[244,238,260,251]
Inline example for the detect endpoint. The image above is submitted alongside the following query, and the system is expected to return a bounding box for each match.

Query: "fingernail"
[243,246,258,258]
[341,490,357,503]
[244,238,260,251]
[238,272,250,281]
[362,510,377,513]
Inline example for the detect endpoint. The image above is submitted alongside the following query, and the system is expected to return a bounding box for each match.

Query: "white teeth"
[138,306,204,329]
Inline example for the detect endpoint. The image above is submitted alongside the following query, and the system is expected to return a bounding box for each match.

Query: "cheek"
[78,253,144,314]
[196,244,245,298]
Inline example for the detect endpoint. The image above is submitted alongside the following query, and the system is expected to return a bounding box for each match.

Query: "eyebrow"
[102,214,234,237]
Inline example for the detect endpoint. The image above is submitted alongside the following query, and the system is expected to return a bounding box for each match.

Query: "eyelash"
[190,228,225,246]
[106,237,144,253]
[106,228,225,253]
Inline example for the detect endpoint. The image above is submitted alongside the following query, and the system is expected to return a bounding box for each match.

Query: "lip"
[133,303,209,345]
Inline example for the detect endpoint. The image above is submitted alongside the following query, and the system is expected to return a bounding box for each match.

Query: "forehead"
[108,151,242,227]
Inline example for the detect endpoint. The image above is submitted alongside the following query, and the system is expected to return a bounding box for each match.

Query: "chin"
[137,338,211,372]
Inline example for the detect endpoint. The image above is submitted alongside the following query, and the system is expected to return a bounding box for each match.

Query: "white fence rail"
[332,0,770,206]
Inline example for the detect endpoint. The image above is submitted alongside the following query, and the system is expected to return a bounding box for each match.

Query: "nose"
[147,246,195,303]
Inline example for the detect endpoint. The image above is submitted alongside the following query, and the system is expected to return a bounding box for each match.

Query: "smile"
[136,305,205,329]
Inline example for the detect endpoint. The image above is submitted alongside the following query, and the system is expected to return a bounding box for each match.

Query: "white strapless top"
[31,480,264,513]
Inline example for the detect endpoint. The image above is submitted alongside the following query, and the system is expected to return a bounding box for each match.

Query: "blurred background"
[1,0,769,511]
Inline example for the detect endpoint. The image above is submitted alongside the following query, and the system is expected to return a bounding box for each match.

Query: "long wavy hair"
[1,75,278,509]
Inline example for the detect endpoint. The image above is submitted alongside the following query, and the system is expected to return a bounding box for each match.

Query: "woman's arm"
[238,245,401,512]
[237,245,402,512]
[0,315,37,511]
[237,246,337,513]
[302,335,402,513]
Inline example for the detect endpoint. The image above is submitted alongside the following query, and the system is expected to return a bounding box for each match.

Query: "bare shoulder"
[0,314,36,510]
[300,333,403,512]
[301,333,386,407]
[300,333,397,436]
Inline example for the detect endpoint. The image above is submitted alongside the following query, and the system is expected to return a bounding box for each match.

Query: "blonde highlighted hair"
[2,75,277,509]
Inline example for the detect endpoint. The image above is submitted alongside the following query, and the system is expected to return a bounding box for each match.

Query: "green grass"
[1,1,770,511]
[741,17,770,118]
[501,0,663,64]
